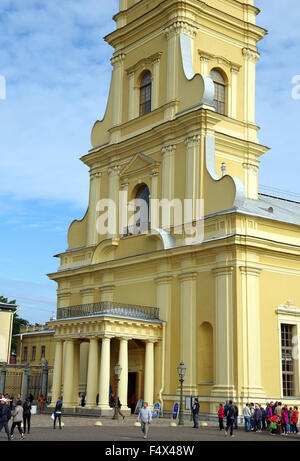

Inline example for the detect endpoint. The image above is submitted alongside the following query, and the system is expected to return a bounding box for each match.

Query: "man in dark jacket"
[225,400,236,438]
[192,398,200,428]
[0,398,12,441]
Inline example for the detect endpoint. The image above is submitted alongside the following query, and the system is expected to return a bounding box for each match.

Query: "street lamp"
[177,361,186,426]
[112,363,122,420]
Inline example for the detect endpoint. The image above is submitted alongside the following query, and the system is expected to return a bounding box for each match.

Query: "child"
[218,404,224,431]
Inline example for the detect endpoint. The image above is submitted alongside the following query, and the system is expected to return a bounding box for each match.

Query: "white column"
[99,337,111,410]
[151,57,161,110]
[63,340,76,407]
[161,145,176,201]
[86,337,99,408]
[155,275,173,393]
[87,172,101,246]
[128,72,135,121]
[179,272,198,394]
[242,48,259,142]
[144,341,155,408]
[51,340,63,405]
[118,338,129,408]
[211,265,236,399]
[240,265,265,398]
[230,67,239,119]
[185,135,201,221]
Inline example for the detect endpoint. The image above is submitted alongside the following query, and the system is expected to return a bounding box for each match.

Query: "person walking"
[243,403,251,432]
[192,398,200,428]
[225,401,236,438]
[23,398,31,434]
[53,397,63,430]
[274,402,283,435]
[111,394,125,420]
[137,401,152,439]
[0,397,12,441]
[218,404,224,431]
[10,400,24,440]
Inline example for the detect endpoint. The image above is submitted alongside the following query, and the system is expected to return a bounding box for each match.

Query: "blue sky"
[0,1,299,323]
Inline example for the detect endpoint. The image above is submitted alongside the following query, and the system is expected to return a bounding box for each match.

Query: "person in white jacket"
[243,403,251,432]
[137,401,152,439]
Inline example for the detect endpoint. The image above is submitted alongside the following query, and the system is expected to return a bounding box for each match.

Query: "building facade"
[45,0,300,414]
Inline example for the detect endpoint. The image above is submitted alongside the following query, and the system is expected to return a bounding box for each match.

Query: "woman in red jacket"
[291,406,299,434]
[218,404,224,431]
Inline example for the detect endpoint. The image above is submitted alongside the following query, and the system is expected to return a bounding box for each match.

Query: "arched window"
[210,69,226,115]
[139,71,152,116]
[132,184,150,234]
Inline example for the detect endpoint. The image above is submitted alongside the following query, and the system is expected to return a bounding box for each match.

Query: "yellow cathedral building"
[44,0,300,415]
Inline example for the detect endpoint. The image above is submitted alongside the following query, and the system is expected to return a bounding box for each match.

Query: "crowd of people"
[217,400,299,438]
[0,392,63,441]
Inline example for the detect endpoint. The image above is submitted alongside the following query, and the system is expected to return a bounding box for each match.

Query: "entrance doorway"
[128,372,137,414]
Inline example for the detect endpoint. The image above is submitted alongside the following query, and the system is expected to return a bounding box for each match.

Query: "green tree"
[0,296,30,353]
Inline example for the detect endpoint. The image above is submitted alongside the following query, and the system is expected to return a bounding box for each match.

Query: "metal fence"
[0,363,53,402]
[57,301,160,321]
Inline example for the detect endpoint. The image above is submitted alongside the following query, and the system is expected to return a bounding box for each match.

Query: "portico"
[49,302,163,413]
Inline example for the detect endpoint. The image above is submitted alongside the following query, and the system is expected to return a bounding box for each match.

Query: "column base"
[240,386,266,400]
[210,385,237,399]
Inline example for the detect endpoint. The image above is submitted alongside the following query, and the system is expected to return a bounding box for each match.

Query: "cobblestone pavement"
[1,414,299,442]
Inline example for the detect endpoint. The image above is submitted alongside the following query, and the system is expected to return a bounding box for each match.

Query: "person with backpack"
[225,400,236,438]
[23,397,32,434]
[0,397,12,441]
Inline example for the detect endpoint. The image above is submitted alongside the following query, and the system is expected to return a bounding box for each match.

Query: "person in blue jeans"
[243,403,251,432]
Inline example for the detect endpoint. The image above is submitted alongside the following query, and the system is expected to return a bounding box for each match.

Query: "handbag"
[51,413,55,421]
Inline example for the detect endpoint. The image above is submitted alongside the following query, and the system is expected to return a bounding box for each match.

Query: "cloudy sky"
[0,1,299,323]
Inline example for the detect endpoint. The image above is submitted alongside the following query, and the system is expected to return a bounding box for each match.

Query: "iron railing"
[57,301,160,321]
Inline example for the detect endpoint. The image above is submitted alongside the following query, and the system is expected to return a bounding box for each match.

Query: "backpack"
[224,406,229,417]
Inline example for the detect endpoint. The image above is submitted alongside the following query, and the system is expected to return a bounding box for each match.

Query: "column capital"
[161,144,176,157]
[242,48,260,63]
[163,21,198,39]
[111,53,126,67]
[185,134,201,147]
[212,266,234,277]
[178,271,198,282]
[154,274,174,285]
[239,265,262,276]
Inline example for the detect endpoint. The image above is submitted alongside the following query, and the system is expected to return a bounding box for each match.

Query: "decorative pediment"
[276,301,300,316]
[120,153,159,179]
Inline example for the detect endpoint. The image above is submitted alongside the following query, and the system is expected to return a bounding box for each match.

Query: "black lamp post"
[112,363,122,420]
[177,361,186,426]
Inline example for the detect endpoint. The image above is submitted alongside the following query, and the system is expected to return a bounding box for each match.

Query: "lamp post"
[112,363,122,420]
[177,361,186,426]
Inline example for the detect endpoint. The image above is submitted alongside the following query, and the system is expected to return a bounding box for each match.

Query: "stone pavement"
[1,414,299,442]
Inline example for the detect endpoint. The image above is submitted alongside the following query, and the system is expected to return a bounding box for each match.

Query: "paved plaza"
[1,414,299,442]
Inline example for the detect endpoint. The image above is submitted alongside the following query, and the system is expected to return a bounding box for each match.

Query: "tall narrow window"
[210,69,226,115]
[41,345,46,360]
[23,347,28,362]
[134,184,150,234]
[31,346,36,362]
[139,71,152,116]
[281,324,295,397]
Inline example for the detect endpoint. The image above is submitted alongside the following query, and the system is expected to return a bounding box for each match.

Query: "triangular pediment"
[120,153,159,178]
[277,301,300,316]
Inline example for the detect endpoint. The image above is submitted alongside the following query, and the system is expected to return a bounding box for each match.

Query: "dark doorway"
[128,372,137,414]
